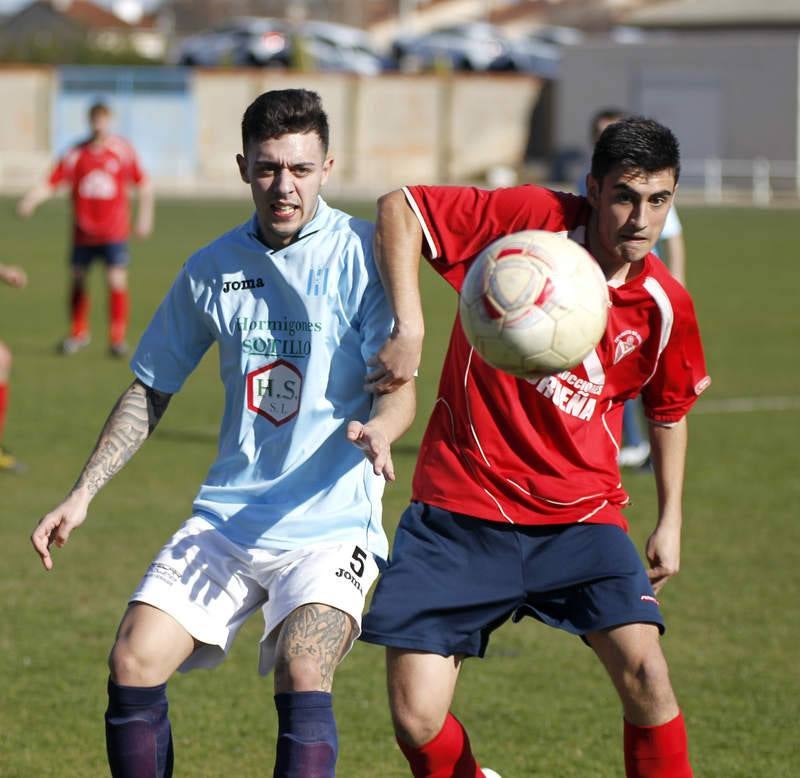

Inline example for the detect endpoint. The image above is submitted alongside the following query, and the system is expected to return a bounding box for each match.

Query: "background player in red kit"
[0,261,27,473]
[361,117,710,778]
[18,101,154,357]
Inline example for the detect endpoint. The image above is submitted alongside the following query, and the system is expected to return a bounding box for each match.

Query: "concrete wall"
[0,67,53,186]
[193,70,542,192]
[0,66,542,196]
[556,34,800,175]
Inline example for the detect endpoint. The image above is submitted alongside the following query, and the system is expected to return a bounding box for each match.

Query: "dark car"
[174,17,387,75]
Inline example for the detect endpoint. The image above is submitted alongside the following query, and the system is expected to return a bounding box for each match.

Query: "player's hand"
[346,420,395,481]
[134,218,153,239]
[16,198,34,218]
[31,491,91,571]
[644,524,681,595]
[364,329,423,395]
[0,265,27,288]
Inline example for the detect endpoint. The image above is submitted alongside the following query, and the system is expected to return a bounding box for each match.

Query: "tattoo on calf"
[279,605,351,691]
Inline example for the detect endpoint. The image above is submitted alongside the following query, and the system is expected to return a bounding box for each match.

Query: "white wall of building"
[556,34,800,169]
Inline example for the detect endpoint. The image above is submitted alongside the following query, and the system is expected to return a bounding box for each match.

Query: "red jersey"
[405,184,710,530]
[49,136,145,246]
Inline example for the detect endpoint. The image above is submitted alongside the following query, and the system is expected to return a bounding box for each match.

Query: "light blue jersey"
[131,197,393,558]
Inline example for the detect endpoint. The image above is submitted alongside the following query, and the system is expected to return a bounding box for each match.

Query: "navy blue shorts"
[71,242,130,269]
[361,502,664,658]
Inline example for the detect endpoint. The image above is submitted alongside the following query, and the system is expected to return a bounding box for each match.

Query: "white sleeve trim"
[641,276,674,387]
[402,186,438,260]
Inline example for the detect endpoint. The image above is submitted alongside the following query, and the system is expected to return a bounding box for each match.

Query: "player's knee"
[620,648,673,703]
[107,268,127,291]
[389,693,446,748]
[0,342,12,373]
[108,638,167,687]
[274,652,328,692]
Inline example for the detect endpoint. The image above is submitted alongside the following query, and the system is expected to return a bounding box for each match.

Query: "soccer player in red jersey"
[18,101,154,357]
[0,262,27,473]
[361,117,710,778]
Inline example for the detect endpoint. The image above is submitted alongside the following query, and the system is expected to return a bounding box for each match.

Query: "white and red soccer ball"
[459,230,609,378]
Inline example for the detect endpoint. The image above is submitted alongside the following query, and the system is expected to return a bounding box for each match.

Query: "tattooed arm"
[31,378,172,570]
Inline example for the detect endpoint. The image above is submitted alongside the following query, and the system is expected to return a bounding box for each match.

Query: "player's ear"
[586,174,600,208]
[236,153,249,184]
[320,156,334,186]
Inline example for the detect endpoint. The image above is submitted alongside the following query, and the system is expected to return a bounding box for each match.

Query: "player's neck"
[605,259,644,287]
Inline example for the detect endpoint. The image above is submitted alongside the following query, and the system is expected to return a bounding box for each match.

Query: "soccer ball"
[459,230,609,378]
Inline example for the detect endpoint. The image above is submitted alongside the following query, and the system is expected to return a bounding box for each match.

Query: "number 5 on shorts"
[350,546,367,577]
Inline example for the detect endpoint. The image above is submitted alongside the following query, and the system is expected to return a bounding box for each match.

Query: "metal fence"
[680,159,800,205]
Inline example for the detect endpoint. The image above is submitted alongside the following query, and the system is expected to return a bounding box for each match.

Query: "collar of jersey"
[246,196,330,251]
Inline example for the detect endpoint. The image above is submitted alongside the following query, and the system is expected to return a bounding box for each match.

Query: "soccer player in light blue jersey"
[31,89,415,778]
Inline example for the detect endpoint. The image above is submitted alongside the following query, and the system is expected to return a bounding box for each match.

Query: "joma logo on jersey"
[246,360,302,425]
[223,277,264,293]
[613,330,643,364]
[335,567,363,593]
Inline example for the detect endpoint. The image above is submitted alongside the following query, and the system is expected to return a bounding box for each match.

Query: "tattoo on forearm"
[278,605,350,692]
[74,381,169,497]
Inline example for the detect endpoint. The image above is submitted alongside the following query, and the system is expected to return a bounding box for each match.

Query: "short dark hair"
[589,107,626,143]
[241,89,329,154]
[590,116,680,186]
[88,101,111,119]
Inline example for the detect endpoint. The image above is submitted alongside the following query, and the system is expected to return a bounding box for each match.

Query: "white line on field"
[694,396,800,414]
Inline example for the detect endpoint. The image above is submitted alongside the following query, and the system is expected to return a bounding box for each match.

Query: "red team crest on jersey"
[613,330,643,364]
[247,360,302,426]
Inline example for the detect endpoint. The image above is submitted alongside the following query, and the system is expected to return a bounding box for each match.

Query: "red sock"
[624,711,693,777]
[0,382,7,443]
[70,287,90,338]
[397,713,483,778]
[109,289,129,345]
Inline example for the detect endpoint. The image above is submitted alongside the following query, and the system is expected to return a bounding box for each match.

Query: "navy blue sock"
[105,678,174,778]
[273,691,338,778]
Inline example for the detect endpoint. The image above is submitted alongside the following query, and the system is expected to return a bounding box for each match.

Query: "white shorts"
[130,516,380,676]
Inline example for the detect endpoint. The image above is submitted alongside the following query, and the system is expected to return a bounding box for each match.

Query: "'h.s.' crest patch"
[246,360,302,426]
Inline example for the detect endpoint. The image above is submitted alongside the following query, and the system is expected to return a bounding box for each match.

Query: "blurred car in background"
[299,20,387,75]
[531,25,584,47]
[488,33,561,78]
[488,26,584,79]
[175,17,291,67]
[174,17,387,74]
[391,22,507,72]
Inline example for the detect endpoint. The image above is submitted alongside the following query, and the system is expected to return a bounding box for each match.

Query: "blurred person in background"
[18,100,154,358]
[580,108,687,469]
[0,262,27,473]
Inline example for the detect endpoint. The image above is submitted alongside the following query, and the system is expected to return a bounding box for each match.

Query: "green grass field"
[1,197,798,777]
